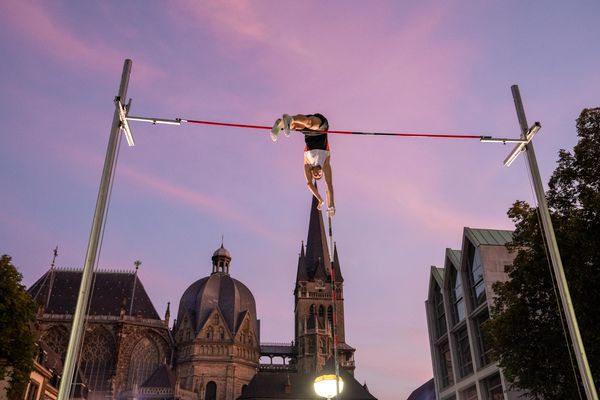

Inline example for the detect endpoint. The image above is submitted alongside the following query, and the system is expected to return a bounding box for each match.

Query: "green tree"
[0,255,37,399]
[485,108,600,399]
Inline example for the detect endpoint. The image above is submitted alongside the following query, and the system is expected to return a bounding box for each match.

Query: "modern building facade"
[425,227,523,400]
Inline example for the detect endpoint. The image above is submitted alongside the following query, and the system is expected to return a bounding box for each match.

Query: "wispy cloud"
[55,142,280,241]
[0,1,165,83]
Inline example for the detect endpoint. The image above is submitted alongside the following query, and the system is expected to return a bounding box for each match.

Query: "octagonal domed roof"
[176,269,257,337]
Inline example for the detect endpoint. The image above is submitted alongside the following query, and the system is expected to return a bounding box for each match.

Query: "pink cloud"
[0,1,165,83]
[55,142,280,241]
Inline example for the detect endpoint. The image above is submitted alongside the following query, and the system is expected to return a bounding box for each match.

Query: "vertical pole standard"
[57,59,132,400]
[512,85,598,400]
[328,214,341,399]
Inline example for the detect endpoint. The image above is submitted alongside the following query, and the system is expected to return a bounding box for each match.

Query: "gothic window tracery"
[80,327,116,392]
[308,304,316,329]
[41,325,69,359]
[127,336,160,390]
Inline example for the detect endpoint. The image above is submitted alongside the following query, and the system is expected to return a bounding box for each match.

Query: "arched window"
[42,325,69,359]
[318,305,324,317]
[308,304,316,329]
[127,337,160,390]
[308,337,316,354]
[80,328,116,392]
[206,326,214,340]
[205,381,217,400]
[327,306,333,328]
[219,327,225,340]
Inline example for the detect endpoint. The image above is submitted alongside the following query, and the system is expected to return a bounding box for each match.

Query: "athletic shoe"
[282,114,292,137]
[271,119,283,142]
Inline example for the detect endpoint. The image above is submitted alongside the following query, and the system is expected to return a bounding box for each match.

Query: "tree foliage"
[0,255,37,399]
[485,108,600,399]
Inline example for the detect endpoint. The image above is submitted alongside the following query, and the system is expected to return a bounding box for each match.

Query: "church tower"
[294,196,356,375]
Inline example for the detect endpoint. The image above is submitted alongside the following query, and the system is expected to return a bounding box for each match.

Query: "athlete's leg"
[290,114,322,130]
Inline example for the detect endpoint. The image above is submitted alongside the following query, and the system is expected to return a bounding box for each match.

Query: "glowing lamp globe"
[314,374,344,399]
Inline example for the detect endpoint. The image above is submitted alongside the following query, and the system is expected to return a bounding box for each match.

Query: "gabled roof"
[28,269,160,319]
[141,364,175,389]
[445,249,461,269]
[430,266,444,285]
[465,227,513,247]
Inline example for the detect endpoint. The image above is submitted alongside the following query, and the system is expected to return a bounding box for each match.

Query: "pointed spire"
[332,242,344,282]
[44,246,59,310]
[51,246,58,269]
[130,260,141,315]
[305,195,331,280]
[296,241,308,282]
[165,302,171,326]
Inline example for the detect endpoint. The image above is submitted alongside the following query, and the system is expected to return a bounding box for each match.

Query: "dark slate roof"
[260,343,295,356]
[297,195,344,283]
[465,227,513,247]
[141,364,175,389]
[177,272,258,336]
[406,378,435,400]
[238,367,376,399]
[28,269,160,319]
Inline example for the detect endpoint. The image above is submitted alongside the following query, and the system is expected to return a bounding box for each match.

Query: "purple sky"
[1,1,599,398]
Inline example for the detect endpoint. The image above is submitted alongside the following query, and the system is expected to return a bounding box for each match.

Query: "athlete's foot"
[282,114,292,137]
[271,119,283,142]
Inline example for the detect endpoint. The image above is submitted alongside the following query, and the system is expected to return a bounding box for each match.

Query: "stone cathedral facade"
[26,197,376,400]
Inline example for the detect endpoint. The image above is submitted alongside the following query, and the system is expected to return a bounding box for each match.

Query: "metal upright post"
[511,85,598,400]
[57,59,132,400]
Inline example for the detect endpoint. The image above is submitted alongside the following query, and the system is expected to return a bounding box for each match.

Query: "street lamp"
[314,374,344,399]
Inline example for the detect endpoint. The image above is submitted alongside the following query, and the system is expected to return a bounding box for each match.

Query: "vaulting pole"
[57,59,132,400]
[327,213,341,399]
[510,85,598,400]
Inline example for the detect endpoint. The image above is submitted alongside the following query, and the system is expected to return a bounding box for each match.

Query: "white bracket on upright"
[480,122,541,166]
[502,122,541,166]
[117,98,135,147]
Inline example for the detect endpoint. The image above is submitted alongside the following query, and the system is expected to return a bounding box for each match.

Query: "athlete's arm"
[323,157,335,216]
[304,163,324,209]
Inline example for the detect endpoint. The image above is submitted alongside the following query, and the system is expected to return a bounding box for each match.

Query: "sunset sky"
[1,1,599,398]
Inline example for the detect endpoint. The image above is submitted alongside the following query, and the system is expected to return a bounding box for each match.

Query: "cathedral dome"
[176,246,257,337]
